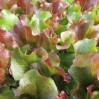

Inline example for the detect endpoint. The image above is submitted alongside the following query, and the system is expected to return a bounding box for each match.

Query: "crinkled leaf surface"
[10,47,38,80]
[0,0,99,99]
[68,54,99,99]
[29,11,52,35]
[16,70,58,99]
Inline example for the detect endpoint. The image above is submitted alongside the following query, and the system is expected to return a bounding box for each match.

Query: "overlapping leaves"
[68,53,99,99]
[15,70,58,99]
[0,0,99,99]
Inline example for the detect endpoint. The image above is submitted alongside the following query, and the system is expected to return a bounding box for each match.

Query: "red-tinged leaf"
[56,43,70,50]
[16,0,34,14]
[0,42,5,49]
[24,26,39,43]
[44,58,69,83]
[0,0,15,10]
[0,44,11,68]
[0,29,18,48]
[47,0,66,29]
[42,51,60,68]
[21,24,37,42]
[47,18,58,29]
[17,16,39,42]
[56,91,68,99]
[49,37,58,44]
[49,52,60,67]
[34,48,69,83]
[91,54,99,75]
[0,68,5,85]
[75,0,98,11]
[13,19,39,44]
[40,2,52,11]
[71,18,93,42]
[12,21,25,42]
[51,0,65,15]
[72,53,99,75]
[55,67,70,83]
[71,18,87,42]
[47,52,69,82]
[68,53,99,99]
[87,85,94,99]
[38,28,57,50]
[89,25,99,44]
[33,47,49,61]
[45,58,54,69]
[43,28,58,44]
[69,53,99,88]
[39,60,70,83]
[97,69,99,81]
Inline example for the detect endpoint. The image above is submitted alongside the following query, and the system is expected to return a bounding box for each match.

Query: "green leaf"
[69,66,93,85]
[10,57,28,81]
[67,0,74,3]
[61,31,70,42]
[56,25,67,34]
[10,48,38,80]
[74,38,98,54]
[59,53,75,68]
[0,87,15,99]
[29,11,52,35]
[84,7,97,20]
[94,91,99,99]
[38,11,52,21]
[68,12,81,22]
[69,4,81,12]
[49,52,60,67]
[16,70,58,99]
[0,10,19,31]
[20,44,30,54]
[68,54,99,99]
[60,17,68,25]
[67,4,81,22]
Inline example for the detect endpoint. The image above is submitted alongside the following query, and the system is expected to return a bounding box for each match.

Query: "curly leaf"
[29,11,52,35]
[10,47,38,80]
